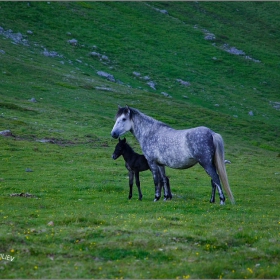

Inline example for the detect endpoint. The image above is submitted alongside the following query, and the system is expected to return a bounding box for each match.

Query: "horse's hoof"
[154,196,160,202]
[220,201,225,205]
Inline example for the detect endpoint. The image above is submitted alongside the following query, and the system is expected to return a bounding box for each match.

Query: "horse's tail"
[213,133,235,204]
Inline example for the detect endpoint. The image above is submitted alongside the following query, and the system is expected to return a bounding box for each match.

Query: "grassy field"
[0,2,279,278]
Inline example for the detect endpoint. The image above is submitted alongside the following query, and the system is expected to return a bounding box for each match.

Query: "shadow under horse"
[112,138,170,200]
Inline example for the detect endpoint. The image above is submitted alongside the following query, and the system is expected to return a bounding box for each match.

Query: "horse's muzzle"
[111,131,119,139]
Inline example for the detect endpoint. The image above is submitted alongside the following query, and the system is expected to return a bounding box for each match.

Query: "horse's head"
[111,105,133,139]
[112,137,126,160]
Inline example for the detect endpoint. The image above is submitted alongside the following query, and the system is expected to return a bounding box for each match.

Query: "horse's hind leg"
[201,162,225,205]
[210,179,216,203]
[135,171,143,201]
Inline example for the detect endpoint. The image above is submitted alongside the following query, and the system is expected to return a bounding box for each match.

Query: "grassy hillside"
[0,2,279,278]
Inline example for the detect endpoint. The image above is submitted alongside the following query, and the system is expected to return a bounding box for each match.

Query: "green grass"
[0,1,279,278]
[1,144,279,278]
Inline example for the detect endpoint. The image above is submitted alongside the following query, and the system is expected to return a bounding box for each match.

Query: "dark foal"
[112,138,169,200]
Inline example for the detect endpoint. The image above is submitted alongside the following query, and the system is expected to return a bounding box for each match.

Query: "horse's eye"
[122,118,126,121]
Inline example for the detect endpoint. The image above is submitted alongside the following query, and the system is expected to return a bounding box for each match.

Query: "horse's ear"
[118,105,121,109]
[118,137,121,142]
[123,137,126,143]
[125,105,130,115]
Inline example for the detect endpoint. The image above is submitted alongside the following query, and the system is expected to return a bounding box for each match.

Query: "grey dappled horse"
[112,137,171,200]
[111,106,234,205]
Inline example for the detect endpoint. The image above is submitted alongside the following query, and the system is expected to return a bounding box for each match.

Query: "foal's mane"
[123,141,135,153]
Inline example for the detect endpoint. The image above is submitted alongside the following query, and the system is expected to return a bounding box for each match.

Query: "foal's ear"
[123,137,126,143]
[118,137,121,142]
[118,105,121,109]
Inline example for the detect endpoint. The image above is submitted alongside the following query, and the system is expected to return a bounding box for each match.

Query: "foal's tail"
[213,133,235,204]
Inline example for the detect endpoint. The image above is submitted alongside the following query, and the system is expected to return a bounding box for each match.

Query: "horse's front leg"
[148,162,161,201]
[158,166,172,201]
[135,171,143,201]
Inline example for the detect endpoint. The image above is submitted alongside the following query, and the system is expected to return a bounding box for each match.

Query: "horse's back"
[184,126,214,144]
[184,126,216,156]
[143,125,216,169]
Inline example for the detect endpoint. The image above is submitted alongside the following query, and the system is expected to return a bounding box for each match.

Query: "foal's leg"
[128,170,134,199]
[166,176,172,199]
[126,163,134,199]
[158,171,163,197]
[135,171,143,201]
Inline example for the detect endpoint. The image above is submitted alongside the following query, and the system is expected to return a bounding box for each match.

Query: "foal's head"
[112,138,127,160]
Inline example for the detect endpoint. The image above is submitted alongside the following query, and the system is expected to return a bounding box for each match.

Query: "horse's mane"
[116,106,131,119]
[116,106,170,128]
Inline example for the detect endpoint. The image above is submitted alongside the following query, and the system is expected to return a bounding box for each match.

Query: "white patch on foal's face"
[111,113,132,138]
